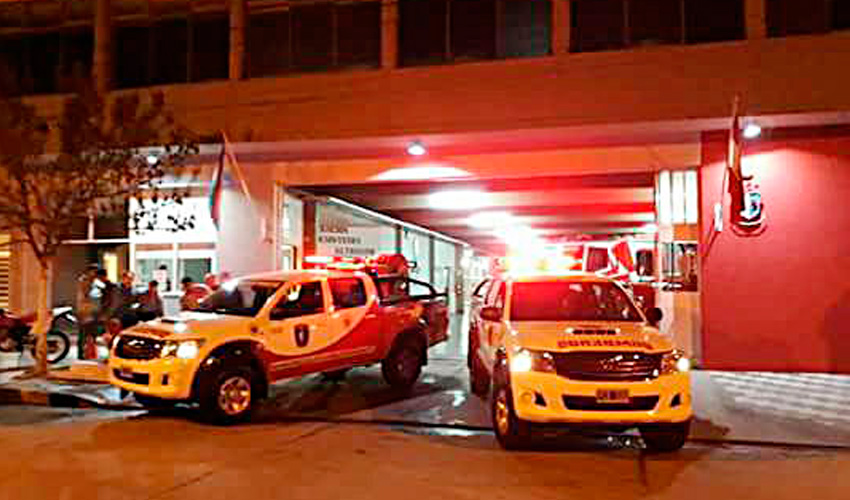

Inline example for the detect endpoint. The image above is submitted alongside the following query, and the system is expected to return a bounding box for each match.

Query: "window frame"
[328,277,368,310]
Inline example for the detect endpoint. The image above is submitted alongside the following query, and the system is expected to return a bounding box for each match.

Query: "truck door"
[480,280,506,365]
[327,277,381,363]
[264,280,331,358]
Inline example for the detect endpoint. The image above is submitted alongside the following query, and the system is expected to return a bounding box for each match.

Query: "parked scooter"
[0,307,73,364]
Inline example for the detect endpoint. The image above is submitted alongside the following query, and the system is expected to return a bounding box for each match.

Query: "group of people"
[75,264,228,360]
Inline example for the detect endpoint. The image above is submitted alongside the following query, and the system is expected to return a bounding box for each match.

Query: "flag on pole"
[210,132,253,230]
[209,143,225,229]
[727,95,745,181]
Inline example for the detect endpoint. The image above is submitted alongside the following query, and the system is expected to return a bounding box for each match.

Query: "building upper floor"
[4,0,850,148]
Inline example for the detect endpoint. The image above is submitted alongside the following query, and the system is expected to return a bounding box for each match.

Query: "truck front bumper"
[510,371,692,426]
[108,356,196,400]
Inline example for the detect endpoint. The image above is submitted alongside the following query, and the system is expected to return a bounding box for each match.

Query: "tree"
[0,88,198,375]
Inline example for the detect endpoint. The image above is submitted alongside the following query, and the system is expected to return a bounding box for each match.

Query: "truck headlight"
[660,350,691,375]
[161,340,205,359]
[510,349,556,373]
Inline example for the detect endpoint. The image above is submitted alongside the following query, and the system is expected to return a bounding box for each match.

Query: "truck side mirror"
[645,307,663,327]
[480,306,502,322]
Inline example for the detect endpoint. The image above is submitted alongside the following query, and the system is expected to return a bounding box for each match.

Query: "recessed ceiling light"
[742,123,762,139]
[428,190,487,210]
[146,154,159,165]
[407,141,427,156]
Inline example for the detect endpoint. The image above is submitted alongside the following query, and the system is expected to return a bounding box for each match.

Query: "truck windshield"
[510,281,642,322]
[197,280,283,317]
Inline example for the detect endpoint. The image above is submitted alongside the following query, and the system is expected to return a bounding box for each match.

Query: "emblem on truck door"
[294,324,310,347]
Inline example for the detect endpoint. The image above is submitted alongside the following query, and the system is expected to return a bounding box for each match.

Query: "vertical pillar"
[395,225,403,254]
[745,0,767,40]
[230,0,247,80]
[381,0,399,69]
[93,0,112,95]
[551,0,571,55]
[428,235,435,284]
[302,200,317,258]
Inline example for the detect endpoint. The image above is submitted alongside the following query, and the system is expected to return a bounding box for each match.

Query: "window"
[270,281,325,319]
[399,0,449,66]
[116,24,153,89]
[152,17,189,85]
[661,242,698,292]
[400,0,551,66]
[191,13,229,82]
[502,0,551,58]
[684,0,744,44]
[510,281,642,322]
[452,0,497,61]
[200,279,283,317]
[571,0,744,52]
[293,3,334,71]
[630,0,682,46]
[248,2,381,77]
[337,2,381,68]
[766,0,837,36]
[585,247,610,273]
[571,0,626,52]
[248,10,291,78]
[329,278,367,309]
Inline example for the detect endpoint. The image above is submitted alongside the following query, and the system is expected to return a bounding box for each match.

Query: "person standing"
[180,277,210,311]
[117,271,140,328]
[75,264,100,360]
[136,280,164,321]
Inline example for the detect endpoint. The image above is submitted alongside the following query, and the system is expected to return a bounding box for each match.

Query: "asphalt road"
[1,406,848,500]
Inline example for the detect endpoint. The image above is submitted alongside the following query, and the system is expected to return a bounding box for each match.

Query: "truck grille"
[115,335,163,360]
[552,351,662,381]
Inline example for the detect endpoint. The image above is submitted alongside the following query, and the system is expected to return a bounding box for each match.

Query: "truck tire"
[382,333,424,392]
[639,421,690,453]
[198,365,258,425]
[491,365,530,450]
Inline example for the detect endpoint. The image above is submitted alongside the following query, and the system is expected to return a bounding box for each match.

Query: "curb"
[0,384,140,411]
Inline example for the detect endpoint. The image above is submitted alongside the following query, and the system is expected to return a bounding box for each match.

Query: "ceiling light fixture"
[407,141,427,156]
[428,190,488,210]
[742,123,762,139]
[146,154,159,165]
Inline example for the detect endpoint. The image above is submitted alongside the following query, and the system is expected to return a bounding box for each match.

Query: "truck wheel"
[491,368,530,450]
[382,334,423,392]
[640,421,690,453]
[199,366,258,425]
[469,353,490,397]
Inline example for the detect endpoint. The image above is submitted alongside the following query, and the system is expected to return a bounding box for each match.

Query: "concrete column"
[745,0,767,40]
[302,200,317,258]
[229,0,247,80]
[428,235,436,284]
[381,0,398,69]
[93,0,112,95]
[551,0,571,55]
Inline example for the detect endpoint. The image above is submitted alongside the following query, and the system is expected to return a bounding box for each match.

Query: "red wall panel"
[700,129,850,372]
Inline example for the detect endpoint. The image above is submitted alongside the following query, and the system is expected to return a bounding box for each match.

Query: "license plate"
[596,389,630,404]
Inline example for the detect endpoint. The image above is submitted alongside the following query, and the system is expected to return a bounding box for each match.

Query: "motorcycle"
[0,307,73,364]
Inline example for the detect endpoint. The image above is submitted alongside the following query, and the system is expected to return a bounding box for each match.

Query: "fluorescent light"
[743,123,762,139]
[407,141,427,156]
[371,165,472,181]
[428,190,488,210]
[467,211,514,229]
